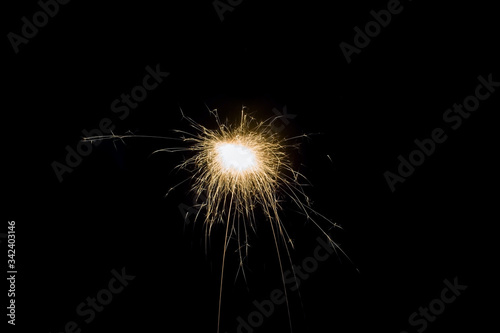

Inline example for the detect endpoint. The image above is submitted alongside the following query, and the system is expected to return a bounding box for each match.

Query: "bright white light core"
[216,142,257,172]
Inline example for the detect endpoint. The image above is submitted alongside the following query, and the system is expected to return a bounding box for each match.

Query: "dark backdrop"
[3,0,498,332]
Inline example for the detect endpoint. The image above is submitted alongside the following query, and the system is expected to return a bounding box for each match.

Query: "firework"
[84,106,343,332]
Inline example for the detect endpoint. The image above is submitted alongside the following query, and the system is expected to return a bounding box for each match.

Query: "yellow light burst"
[172,109,288,231]
[83,106,344,333]
[160,108,342,333]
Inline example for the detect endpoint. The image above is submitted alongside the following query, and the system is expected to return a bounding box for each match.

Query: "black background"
[3,0,498,332]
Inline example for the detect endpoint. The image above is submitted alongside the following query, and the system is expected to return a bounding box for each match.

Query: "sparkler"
[84,106,344,332]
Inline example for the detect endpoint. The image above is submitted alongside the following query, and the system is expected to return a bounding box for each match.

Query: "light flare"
[161,108,345,333]
[82,107,347,333]
[215,142,258,173]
